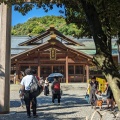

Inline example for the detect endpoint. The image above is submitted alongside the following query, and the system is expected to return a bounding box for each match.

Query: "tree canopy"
[11,15,91,38]
[3,0,120,38]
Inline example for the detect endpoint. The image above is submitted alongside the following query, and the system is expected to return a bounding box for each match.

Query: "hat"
[25,68,32,75]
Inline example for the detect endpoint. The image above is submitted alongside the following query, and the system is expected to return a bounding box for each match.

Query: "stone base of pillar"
[0,111,10,114]
[66,79,68,83]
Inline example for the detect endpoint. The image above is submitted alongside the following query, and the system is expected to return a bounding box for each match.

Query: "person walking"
[19,88,25,108]
[87,76,98,109]
[31,69,40,81]
[44,77,49,96]
[51,77,61,104]
[20,68,38,118]
[104,82,116,110]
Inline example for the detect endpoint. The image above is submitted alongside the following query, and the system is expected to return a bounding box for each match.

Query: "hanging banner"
[50,48,56,60]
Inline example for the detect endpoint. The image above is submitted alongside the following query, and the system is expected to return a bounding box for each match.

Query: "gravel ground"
[0,83,119,120]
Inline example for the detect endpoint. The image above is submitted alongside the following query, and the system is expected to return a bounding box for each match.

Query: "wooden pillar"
[83,65,85,82]
[86,64,89,82]
[0,3,11,113]
[74,65,75,82]
[38,52,40,77]
[38,66,40,77]
[15,62,19,83]
[66,55,68,83]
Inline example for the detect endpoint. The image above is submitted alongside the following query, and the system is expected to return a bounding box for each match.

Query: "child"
[95,90,103,110]
[19,88,24,108]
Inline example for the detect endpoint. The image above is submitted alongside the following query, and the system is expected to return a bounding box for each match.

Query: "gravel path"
[0,83,119,120]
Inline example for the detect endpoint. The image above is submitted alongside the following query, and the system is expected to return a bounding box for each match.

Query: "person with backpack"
[20,68,38,118]
[51,77,61,104]
[31,69,40,81]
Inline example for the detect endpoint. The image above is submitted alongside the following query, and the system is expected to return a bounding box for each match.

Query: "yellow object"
[87,86,90,94]
[16,80,20,84]
[87,77,106,94]
[87,79,90,94]
[96,77,106,93]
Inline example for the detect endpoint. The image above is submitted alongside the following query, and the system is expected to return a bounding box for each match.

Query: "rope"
[86,110,117,120]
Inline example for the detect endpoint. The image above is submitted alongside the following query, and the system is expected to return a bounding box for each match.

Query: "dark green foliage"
[11,15,89,37]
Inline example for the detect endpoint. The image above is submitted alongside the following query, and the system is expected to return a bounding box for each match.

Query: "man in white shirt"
[20,68,38,118]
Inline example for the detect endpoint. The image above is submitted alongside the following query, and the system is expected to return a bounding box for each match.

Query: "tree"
[1,0,120,110]
[79,0,120,110]
[12,16,86,37]
[63,0,120,110]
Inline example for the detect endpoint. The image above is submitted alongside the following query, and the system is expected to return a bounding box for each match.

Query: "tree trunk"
[81,0,120,110]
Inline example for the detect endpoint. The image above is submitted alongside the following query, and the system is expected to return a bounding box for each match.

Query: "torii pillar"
[0,3,11,113]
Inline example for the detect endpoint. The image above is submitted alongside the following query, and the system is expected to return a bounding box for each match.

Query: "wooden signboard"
[50,48,56,60]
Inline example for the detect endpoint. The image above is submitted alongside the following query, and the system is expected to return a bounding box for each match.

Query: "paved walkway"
[0,83,119,120]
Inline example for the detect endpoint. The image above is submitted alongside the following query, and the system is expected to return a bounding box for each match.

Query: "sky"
[12,5,65,26]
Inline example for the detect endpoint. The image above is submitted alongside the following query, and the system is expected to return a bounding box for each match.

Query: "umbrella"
[48,73,63,78]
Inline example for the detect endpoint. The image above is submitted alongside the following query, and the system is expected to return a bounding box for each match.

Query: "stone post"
[0,3,11,113]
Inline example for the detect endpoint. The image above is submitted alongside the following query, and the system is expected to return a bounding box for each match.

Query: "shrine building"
[11,26,118,83]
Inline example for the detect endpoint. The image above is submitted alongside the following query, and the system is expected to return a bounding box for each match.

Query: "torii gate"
[0,0,33,113]
[0,3,11,113]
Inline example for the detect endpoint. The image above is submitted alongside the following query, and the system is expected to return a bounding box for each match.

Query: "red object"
[54,83,60,90]
[35,75,40,81]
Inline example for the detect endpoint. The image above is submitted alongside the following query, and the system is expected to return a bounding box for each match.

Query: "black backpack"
[29,76,43,97]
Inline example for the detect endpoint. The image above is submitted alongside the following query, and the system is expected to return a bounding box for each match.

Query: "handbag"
[29,76,43,97]
[85,93,90,103]
[32,85,43,97]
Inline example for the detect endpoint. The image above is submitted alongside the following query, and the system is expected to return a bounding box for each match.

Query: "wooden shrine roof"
[11,35,92,65]
[18,25,85,46]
